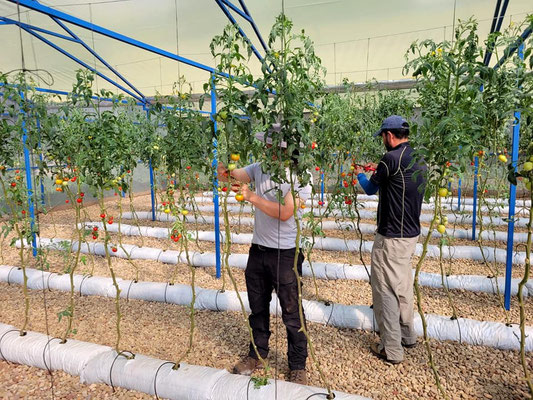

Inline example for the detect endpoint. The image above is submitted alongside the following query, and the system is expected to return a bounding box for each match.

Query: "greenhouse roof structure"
[1,0,532,99]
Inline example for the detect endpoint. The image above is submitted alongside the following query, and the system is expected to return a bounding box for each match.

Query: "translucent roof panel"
[0,0,531,97]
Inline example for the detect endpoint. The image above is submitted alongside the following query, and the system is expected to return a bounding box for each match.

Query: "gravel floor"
[0,192,532,399]
[0,283,530,400]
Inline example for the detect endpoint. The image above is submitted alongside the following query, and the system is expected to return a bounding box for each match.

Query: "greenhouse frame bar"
[0,0,531,304]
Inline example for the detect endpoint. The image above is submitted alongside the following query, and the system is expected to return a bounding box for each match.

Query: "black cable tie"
[42,337,61,374]
[109,350,135,392]
[153,361,176,400]
[0,329,19,364]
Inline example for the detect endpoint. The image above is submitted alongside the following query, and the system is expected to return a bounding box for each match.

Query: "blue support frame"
[19,90,37,256]
[504,43,525,311]
[214,0,267,64]
[472,156,479,241]
[51,17,146,102]
[211,75,222,279]
[457,177,462,210]
[1,0,271,280]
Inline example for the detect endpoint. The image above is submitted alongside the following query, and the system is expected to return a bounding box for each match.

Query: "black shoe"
[402,341,418,349]
[370,343,402,364]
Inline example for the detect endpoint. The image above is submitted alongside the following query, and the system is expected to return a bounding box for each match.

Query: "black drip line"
[0,329,20,365]
[164,282,173,304]
[109,350,135,392]
[6,266,21,285]
[42,337,62,374]
[78,274,92,296]
[45,272,57,291]
[153,361,177,400]
[214,289,223,312]
[125,279,137,302]
[325,302,335,327]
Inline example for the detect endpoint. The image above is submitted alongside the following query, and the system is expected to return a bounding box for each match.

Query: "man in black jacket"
[356,115,427,364]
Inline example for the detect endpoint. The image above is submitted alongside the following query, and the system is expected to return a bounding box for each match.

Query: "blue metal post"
[504,43,524,311]
[457,177,462,210]
[339,165,343,188]
[144,105,156,221]
[211,75,222,279]
[38,152,45,207]
[472,156,479,241]
[148,159,156,221]
[321,172,325,204]
[36,119,45,207]
[20,91,37,256]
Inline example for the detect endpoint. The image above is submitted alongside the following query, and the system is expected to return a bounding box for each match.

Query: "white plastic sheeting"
[186,204,531,228]
[194,196,527,216]
[81,222,529,265]
[122,211,530,243]
[200,192,532,207]
[23,237,533,296]
[0,323,362,400]
[1,266,531,352]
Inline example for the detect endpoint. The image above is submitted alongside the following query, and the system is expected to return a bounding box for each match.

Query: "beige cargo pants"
[371,233,419,362]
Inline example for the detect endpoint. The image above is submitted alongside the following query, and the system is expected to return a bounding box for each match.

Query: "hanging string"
[174,0,182,83]
[273,1,286,398]
[89,3,100,95]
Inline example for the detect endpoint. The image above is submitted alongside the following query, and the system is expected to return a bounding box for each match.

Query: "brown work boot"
[288,369,307,385]
[232,356,262,376]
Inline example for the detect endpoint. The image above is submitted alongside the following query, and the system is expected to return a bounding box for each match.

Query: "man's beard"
[384,138,394,151]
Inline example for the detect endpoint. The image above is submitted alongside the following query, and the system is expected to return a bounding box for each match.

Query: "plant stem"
[98,190,122,352]
[414,186,449,399]
[517,187,533,395]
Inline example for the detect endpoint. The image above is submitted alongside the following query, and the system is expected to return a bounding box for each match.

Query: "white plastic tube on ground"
[1,266,531,353]
[201,191,532,207]
[84,221,528,265]
[195,196,527,216]
[187,204,530,228]
[121,212,530,243]
[0,322,362,400]
[30,235,533,297]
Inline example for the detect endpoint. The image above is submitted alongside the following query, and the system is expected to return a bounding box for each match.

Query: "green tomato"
[227,163,237,171]
[523,162,533,172]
